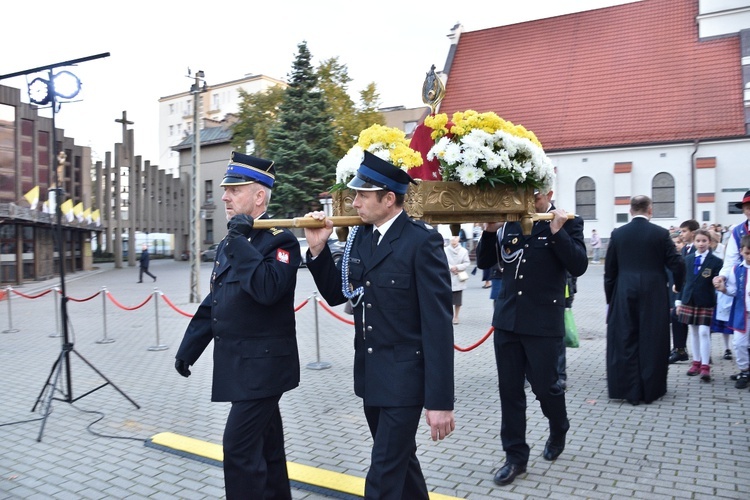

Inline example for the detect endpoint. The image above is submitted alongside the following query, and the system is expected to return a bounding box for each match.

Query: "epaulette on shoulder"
[408,219,434,231]
[267,227,284,236]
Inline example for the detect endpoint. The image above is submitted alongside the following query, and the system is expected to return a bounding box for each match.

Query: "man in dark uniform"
[605,195,684,405]
[304,151,455,500]
[174,151,301,499]
[477,188,588,486]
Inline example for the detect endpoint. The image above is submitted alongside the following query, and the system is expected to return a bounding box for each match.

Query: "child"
[714,234,750,389]
[676,229,723,381]
[669,233,689,363]
[708,230,733,359]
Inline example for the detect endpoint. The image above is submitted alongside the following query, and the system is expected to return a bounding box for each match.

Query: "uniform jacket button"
[519,275,523,279]
[367,347,373,353]
[517,291,523,295]
[367,325,373,331]
[390,279,395,284]
[416,350,421,355]
[366,303,372,309]
[365,281,371,287]
[214,336,220,341]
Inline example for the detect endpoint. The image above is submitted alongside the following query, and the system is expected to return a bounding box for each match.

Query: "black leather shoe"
[543,436,566,461]
[493,462,527,486]
[627,399,640,406]
[668,349,688,364]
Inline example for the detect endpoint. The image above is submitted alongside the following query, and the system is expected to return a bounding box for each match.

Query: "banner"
[23,186,40,210]
[60,199,74,222]
[73,202,84,222]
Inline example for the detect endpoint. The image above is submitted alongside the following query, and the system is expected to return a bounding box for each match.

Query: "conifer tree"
[265,41,337,217]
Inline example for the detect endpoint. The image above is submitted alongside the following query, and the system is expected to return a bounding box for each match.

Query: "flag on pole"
[73,202,84,222]
[83,207,92,224]
[24,186,40,210]
[60,199,74,222]
[92,209,101,227]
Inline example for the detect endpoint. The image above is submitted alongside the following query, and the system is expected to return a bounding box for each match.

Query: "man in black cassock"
[604,195,685,405]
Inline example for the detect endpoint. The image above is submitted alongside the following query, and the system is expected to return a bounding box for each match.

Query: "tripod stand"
[1,54,140,441]
[32,338,140,442]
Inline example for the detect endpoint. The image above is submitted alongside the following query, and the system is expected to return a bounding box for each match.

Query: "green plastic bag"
[564,308,579,348]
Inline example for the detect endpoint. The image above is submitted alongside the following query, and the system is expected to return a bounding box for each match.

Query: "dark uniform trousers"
[495,330,569,465]
[223,395,291,500]
[363,405,428,500]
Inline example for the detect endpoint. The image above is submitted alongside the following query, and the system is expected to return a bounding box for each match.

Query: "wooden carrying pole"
[253,213,573,230]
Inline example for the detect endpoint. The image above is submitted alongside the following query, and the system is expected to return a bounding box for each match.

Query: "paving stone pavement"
[1,256,748,499]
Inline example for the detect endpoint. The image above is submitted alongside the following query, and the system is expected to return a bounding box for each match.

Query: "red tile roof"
[439,0,746,151]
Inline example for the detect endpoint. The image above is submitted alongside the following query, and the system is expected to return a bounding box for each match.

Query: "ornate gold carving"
[332,190,358,217]
[333,182,534,225]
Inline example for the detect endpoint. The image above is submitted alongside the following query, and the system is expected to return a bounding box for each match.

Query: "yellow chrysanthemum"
[424,109,555,190]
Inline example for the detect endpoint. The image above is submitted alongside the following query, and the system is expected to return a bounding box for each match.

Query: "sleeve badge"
[276,248,290,264]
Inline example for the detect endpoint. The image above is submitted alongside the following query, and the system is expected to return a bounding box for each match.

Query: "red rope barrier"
[314,296,493,350]
[316,298,355,325]
[159,293,194,318]
[294,299,309,312]
[10,288,53,299]
[106,291,153,310]
[66,290,102,302]
[454,327,494,352]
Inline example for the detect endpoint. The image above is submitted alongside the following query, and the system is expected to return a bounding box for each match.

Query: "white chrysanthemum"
[371,148,391,163]
[461,144,482,167]
[455,165,485,185]
[441,141,463,165]
[462,128,492,149]
[495,131,518,158]
[480,146,500,170]
[336,146,364,184]
[497,150,512,171]
[427,136,451,161]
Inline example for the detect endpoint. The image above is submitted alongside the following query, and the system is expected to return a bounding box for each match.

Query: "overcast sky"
[1,0,638,165]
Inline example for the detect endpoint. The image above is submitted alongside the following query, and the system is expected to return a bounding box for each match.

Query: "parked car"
[201,243,219,262]
[297,237,345,267]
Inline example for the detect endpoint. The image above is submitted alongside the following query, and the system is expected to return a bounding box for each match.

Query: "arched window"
[575,176,596,220]
[652,172,675,218]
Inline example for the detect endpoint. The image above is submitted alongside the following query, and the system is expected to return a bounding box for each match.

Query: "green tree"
[356,82,384,130]
[231,85,285,158]
[266,41,337,217]
[317,58,385,160]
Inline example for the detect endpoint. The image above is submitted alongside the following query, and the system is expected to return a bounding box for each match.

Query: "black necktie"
[372,229,380,253]
[694,255,702,275]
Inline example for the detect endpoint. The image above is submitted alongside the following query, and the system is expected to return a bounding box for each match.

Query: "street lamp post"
[189,70,207,303]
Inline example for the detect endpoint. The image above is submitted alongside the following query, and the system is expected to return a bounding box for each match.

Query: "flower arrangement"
[332,124,423,192]
[425,110,555,190]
